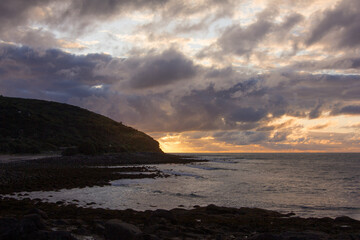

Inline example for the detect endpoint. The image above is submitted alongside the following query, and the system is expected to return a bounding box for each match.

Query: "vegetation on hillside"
[0,96,162,154]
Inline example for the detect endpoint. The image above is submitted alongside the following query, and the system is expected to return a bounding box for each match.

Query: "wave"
[162,170,203,179]
[186,164,237,171]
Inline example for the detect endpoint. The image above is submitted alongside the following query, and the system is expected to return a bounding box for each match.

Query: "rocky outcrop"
[0,202,360,240]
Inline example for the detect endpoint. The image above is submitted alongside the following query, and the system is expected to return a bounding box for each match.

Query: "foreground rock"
[105,219,142,240]
[0,213,75,240]
[0,199,359,240]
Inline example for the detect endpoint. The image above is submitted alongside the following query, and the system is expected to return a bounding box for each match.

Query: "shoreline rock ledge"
[0,200,360,240]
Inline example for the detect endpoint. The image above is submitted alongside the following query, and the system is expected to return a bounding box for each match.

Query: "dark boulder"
[150,209,176,223]
[22,214,46,230]
[32,230,77,240]
[0,218,19,239]
[25,208,49,219]
[105,219,142,240]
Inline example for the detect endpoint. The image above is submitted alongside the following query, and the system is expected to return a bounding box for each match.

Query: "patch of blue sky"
[296,50,310,56]
[104,17,140,33]
[314,70,360,76]
[235,1,264,24]
[187,43,205,51]
[68,18,140,56]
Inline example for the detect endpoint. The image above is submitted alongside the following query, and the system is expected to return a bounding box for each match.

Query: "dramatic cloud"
[306,0,360,49]
[197,8,304,63]
[0,0,50,31]
[1,0,360,152]
[128,49,198,88]
[332,105,360,115]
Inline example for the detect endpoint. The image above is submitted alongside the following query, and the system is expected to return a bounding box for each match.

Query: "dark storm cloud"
[0,0,50,31]
[0,0,167,48]
[229,108,267,122]
[289,56,360,71]
[332,105,360,115]
[218,19,273,56]
[0,43,114,101]
[0,0,238,36]
[0,44,198,100]
[128,49,198,89]
[278,13,304,32]
[308,102,323,119]
[199,8,303,59]
[52,0,170,33]
[212,131,270,145]
[306,0,360,49]
[0,0,168,31]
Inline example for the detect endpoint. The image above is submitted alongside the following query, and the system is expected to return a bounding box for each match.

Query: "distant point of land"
[0,95,162,155]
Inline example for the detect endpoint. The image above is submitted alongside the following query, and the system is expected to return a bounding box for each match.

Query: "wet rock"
[249,233,282,240]
[279,231,328,240]
[19,217,41,234]
[140,233,161,240]
[73,226,88,235]
[335,216,358,223]
[0,218,18,239]
[53,219,71,225]
[105,219,142,240]
[94,223,105,235]
[34,230,77,240]
[151,209,175,222]
[23,214,46,230]
[25,208,49,219]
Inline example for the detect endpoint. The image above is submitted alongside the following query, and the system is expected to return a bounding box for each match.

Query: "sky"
[1,0,360,153]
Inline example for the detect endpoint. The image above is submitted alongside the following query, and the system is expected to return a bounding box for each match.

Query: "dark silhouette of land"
[0,96,162,154]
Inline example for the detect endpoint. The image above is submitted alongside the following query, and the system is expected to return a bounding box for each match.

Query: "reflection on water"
[7,153,360,220]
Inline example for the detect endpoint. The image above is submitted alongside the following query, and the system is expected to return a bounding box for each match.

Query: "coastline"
[1,153,359,239]
[1,198,359,239]
[0,153,205,194]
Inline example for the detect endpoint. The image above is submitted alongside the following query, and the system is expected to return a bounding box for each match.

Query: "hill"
[0,96,162,154]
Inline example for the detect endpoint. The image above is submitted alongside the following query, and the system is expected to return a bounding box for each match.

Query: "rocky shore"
[0,153,203,194]
[0,153,359,239]
[0,198,359,240]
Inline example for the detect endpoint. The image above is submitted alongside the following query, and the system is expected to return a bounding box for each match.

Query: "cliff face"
[0,96,162,154]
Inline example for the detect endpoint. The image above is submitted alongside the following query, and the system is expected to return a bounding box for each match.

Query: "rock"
[53,219,71,225]
[34,230,78,240]
[249,233,282,240]
[105,219,142,240]
[22,214,46,230]
[0,218,19,239]
[279,231,328,240]
[335,216,357,223]
[73,226,88,235]
[25,208,49,219]
[151,209,175,222]
[19,217,40,234]
[140,233,161,240]
[94,223,105,235]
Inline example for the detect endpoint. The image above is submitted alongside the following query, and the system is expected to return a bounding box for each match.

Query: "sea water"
[9,153,360,220]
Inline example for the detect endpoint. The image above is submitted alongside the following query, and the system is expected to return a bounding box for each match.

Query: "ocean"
[10,153,360,220]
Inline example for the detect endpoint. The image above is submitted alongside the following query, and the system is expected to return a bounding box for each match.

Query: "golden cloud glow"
[155,114,360,153]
